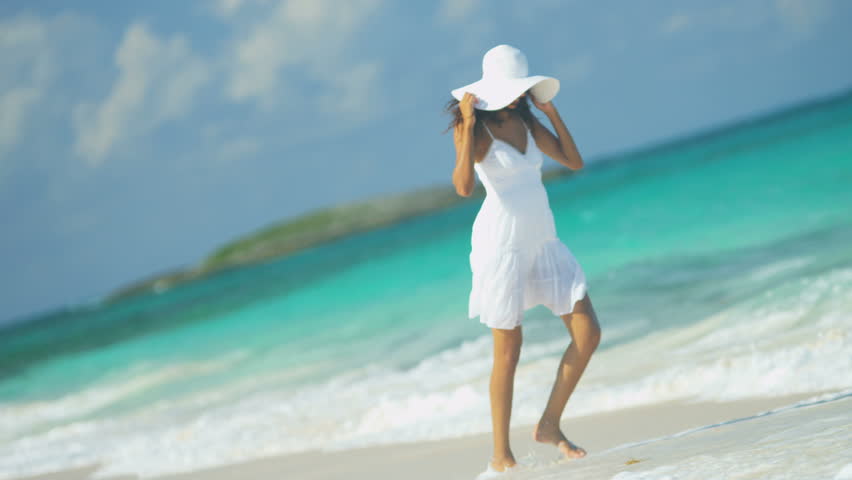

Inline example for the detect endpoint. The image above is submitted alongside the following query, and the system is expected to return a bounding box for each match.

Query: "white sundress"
[469,120,588,329]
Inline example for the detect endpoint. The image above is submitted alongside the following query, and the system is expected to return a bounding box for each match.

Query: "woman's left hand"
[530,93,556,115]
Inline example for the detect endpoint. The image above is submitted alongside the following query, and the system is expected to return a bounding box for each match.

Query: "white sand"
[15,390,850,480]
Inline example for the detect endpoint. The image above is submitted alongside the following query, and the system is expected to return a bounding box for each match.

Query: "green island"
[104,167,576,303]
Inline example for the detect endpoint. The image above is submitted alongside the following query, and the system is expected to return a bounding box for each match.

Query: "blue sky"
[2,0,851,324]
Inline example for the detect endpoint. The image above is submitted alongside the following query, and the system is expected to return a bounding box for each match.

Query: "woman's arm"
[452,93,478,197]
[529,98,584,170]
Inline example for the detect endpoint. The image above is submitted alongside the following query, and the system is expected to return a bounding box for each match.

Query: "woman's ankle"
[491,452,516,464]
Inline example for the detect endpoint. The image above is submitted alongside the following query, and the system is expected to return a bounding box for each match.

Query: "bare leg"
[533,293,601,459]
[489,324,523,472]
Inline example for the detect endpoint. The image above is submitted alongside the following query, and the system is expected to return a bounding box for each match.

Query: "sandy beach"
[15,390,849,480]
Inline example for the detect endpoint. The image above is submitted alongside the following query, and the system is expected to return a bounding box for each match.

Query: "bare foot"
[489,455,517,472]
[533,419,587,459]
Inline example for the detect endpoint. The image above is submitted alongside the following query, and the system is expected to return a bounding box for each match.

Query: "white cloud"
[212,0,276,19]
[0,15,53,162]
[774,0,830,35]
[433,0,494,60]
[657,4,764,36]
[158,56,209,122]
[73,23,210,165]
[661,12,692,35]
[215,0,248,17]
[318,60,382,116]
[217,136,261,164]
[554,54,593,86]
[509,0,565,24]
[659,1,832,37]
[0,87,40,158]
[224,0,384,115]
[437,0,481,23]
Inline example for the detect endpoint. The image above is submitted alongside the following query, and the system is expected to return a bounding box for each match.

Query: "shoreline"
[14,391,836,480]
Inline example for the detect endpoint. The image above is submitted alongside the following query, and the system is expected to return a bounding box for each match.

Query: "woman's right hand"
[460,92,477,125]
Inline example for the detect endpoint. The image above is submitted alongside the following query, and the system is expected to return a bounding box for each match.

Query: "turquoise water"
[1,91,851,478]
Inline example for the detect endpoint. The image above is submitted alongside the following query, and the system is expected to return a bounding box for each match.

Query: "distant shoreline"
[102,166,577,304]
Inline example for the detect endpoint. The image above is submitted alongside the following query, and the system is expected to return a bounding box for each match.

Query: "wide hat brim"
[451,75,559,111]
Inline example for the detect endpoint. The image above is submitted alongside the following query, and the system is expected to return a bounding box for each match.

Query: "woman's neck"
[494,109,513,121]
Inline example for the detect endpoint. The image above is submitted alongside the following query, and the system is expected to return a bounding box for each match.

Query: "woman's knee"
[586,319,602,351]
[579,308,601,351]
[494,348,521,368]
[563,314,598,353]
[563,296,602,352]
[492,326,523,366]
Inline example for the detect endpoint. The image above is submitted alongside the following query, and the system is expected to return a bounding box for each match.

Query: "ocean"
[2,91,851,479]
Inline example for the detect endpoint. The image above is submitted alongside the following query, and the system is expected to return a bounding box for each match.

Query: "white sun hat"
[451,44,560,111]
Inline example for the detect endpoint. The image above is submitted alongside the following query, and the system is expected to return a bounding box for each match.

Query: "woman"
[447,45,602,476]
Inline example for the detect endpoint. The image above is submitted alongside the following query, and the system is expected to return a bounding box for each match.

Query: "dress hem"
[469,286,589,329]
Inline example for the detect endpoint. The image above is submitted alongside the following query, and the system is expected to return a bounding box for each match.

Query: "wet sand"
[14,392,830,480]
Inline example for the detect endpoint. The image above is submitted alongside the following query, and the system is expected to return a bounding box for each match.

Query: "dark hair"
[443,92,536,134]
